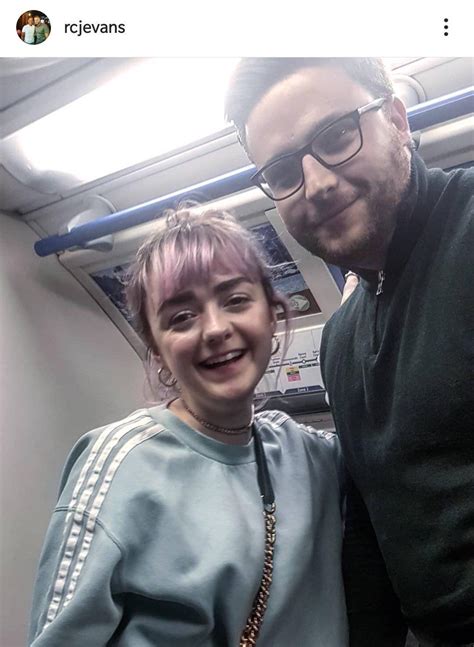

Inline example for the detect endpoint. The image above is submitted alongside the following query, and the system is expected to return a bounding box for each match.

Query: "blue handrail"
[34,87,474,257]
[407,86,473,131]
[35,165,255,257]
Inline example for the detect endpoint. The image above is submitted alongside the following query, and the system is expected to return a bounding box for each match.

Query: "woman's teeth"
[202,350,245,368]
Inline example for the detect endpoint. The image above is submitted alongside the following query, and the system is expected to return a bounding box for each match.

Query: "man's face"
[33,16,41,26]
[245,65,412,269]
[28,17,33,25]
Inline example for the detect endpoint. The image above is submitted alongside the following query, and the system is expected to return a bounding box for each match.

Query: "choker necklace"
[180,399,254,435]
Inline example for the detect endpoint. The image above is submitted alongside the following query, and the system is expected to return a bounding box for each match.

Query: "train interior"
[0,57,473,646]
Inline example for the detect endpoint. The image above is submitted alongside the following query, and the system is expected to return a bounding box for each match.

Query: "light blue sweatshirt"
[29,406,348,646]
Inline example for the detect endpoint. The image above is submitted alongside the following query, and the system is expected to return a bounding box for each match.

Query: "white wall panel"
[0,213,144,647]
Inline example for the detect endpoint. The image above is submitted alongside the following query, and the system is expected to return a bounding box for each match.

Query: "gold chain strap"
[239,502,276,647]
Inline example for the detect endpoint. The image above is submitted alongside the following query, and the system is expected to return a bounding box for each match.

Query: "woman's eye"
[226,294,250,308]
[169,311,195,327]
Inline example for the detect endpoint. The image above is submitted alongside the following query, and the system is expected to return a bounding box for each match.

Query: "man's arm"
[343,472,408,647]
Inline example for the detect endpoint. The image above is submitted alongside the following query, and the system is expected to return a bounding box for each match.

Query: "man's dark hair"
[225,58,394,150]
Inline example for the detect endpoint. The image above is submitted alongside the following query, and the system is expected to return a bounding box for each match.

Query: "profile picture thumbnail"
[16,10,50,45]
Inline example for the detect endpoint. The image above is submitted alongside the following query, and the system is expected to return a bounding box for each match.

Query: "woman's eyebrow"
[157,291,195,315]
[214,276,252,293]
[157,277,252,315]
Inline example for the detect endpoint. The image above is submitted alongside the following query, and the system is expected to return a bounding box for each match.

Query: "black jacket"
[320,153,474,646]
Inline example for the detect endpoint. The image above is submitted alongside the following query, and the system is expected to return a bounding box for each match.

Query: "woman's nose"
[202,307,232,344]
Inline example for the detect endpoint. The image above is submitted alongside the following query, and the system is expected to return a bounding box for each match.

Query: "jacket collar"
[357,152,448,291]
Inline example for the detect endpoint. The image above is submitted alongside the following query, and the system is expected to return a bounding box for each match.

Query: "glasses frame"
[251,97,388,201]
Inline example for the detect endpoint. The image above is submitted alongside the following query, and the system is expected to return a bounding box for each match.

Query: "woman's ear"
[155,354,168,373]
[147,345,165,371]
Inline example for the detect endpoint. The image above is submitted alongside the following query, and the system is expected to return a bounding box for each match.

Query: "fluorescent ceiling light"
[3,57,422,194]
[6,58,238,188]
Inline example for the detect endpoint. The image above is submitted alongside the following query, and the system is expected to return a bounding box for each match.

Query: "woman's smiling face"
[146,272,277,416]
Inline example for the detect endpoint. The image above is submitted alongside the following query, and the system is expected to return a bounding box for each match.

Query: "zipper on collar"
[376,270,385,296]
[372,270,385,352]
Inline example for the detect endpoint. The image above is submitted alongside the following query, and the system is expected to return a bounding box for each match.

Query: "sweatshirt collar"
[149,405,257,464]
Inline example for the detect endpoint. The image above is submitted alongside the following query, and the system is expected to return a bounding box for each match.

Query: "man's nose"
[301,154,339,202]
[202,306,232,344]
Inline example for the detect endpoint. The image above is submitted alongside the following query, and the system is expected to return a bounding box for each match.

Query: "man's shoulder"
[451,166,474,214]
[430,164,474,214]
[435,164,474,185]
[426,165,473,260]
[323,284,364,337]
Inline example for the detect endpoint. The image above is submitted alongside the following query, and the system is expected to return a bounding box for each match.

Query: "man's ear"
[389,96,412,146]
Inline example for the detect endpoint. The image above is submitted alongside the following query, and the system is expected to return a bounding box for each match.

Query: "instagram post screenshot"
[1,1,473,646]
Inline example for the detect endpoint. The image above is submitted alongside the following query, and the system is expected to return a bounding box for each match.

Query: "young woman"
[29,209,348,646]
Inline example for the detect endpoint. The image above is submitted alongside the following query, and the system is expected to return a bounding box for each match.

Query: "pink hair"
[125,207,291,401]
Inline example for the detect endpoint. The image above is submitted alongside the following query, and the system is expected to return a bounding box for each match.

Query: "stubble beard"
[298,138,412,269]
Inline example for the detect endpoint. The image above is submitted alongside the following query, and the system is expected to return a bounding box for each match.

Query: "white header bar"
[2,0,473,57]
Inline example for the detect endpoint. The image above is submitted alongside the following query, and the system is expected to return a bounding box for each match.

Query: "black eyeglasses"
[251,97,387,201]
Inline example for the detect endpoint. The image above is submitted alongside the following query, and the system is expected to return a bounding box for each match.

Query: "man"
[33,15,49,44]
[21,16,35,45]
[225,59,474,646]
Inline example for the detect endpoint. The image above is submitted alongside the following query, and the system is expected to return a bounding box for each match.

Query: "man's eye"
[264,161,301,190]
[317,119,358,153]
